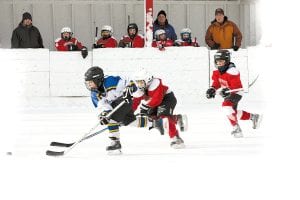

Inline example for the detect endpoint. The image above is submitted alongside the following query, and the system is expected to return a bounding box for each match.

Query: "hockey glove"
[122,84,137,101]
[140,104,150,116]
[98,111,110,125]
[206,87,216,99]
[81,46,88,59]
[211,43,220,50]
[219,88,231,98]
[232,45,239,51]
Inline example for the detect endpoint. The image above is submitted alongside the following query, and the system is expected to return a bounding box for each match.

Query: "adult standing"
[153,10,177,41]
[11,12,44,48]
[205,8,242,51]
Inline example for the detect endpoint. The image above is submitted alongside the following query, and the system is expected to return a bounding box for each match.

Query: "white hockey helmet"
[180,28,192,40]
[180,28,191,35]
[101,25,113,36]
[61,27,72,34]
[133,69,153,89]
[154,29,166,40]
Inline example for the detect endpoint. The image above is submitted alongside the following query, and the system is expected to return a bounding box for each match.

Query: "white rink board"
[0,47,267,103]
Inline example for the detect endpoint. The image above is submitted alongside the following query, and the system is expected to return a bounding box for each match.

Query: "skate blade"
[232,133,243,138]
[253,114,263,129]
[171,143,185,149]
[180,114,188,132]
[107,149,122,155]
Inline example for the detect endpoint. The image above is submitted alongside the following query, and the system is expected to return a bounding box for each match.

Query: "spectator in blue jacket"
[153,10,177,41]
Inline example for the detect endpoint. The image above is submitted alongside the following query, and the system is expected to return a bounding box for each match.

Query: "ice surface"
[1,95,277,200]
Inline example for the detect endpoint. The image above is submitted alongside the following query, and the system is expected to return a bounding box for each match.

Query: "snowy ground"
[1,96,298,200]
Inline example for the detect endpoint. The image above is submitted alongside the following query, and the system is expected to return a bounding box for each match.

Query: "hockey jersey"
[55,37,83,51]
[132,78,171,110]
[174,38,199,47]
[211,63,243,95]
[95,37,118,48]
[91,76,131,112]
[118,34,145,48]
[152,39,174,49]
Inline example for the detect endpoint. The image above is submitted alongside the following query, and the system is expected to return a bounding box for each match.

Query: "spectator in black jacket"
[11,12,44,48]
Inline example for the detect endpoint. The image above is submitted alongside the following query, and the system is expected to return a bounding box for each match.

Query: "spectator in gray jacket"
[11,12,44,48]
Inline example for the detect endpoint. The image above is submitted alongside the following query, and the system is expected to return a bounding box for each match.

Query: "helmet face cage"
[84,67,104,91]
[180,28,191,41]
[101,25,113,38]
[134,70,153,90]
[155,29,166,40]
[214,50,231,65]
[127,23,138,37]
[61,27,73,40]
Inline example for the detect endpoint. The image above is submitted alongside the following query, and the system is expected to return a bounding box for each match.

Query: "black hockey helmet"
[84,66,104,91]
[214,49,231,65]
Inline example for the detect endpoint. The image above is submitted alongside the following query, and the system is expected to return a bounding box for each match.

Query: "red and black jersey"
[211,64,243,91]
[55,37,83,51]
[152,39,174,48]
[119,34,145,48]
[96,37,118,48]
[175,39,199,47]
[132,78,171,111]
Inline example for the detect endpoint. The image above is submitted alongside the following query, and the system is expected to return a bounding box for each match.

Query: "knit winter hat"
[22,12,32,21]
[157,10,167,17]
[215,8,224,15]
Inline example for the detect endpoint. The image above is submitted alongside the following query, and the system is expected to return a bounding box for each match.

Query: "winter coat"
[11,23,44,48]
[205,16,242,49]
[153,19,177,41]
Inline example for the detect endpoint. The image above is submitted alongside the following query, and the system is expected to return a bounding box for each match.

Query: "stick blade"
[46,150,65,156]
[50,141,74,147]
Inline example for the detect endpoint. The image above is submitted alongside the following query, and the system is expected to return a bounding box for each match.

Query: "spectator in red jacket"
[119,23,144,48]
[94,25,118,48]
[152,29,174,51]
[55,27,88,58]
[174,28,199,47]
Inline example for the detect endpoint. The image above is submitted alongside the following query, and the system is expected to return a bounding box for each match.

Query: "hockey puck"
[6,152,12,156]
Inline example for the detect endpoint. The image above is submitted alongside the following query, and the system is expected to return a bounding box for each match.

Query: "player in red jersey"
[94,25,118,48]
[174,28,199,47]
[152,29,174,51]
[119,23,144,48]
[132,69,187,148]
[206,50,262,137]
[55,27,88,58]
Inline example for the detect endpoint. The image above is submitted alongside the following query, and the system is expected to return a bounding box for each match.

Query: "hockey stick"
[46,99,128,156]
[50,127,108,148]
[95,26,98,44]
[216,74,260,95]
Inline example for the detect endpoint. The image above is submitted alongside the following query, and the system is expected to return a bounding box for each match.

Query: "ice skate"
[106,137,122,154]
[176,114,188,132]
[170,135,185,149]
[231,124,243,138]
[251,114,262,129]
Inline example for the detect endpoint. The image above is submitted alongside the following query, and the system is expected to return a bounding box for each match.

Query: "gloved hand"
[81,46,88,59]
[232,45,239,51]
[158,44,165,51]
[206,87,216,99]
[140,104,150,116]
[219,88,230,98]
[123,84,137,101]
[174,40,182,46]
[211,43,220,50]
[98,111,110,125]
